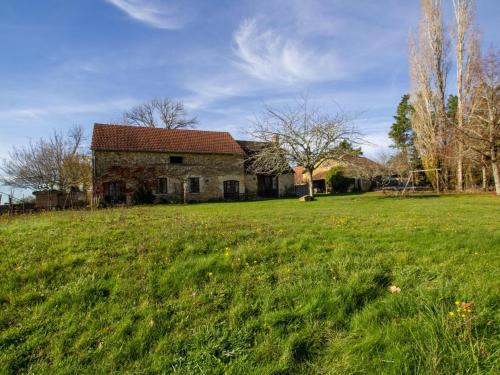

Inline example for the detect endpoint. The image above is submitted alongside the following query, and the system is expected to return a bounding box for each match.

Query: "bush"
[325,167,353,193]
[132,184,155,205]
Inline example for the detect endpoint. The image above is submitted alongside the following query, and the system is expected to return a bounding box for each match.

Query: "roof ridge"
[93,123,233,136]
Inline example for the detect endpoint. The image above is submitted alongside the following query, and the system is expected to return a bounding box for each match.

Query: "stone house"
[91,124,294,204]
[293,155,382,193]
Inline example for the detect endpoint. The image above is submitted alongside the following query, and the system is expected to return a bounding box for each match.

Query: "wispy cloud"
[105,0,183,29]
[233,18,343,85]
[182,3,408,110]
[362,132,393,159]
[0,98,138,121]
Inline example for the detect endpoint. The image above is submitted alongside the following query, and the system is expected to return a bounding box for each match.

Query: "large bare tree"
[409,0,450,189]
[461,50,500,194]
[248,98,358,197]
[452,0,478,191]
[123,97,198,129]
[1,125,91,192]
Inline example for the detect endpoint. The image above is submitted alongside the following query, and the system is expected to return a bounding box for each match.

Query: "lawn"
[0,194,499,374]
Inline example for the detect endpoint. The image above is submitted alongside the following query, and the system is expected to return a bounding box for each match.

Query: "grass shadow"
[376,194,441,200]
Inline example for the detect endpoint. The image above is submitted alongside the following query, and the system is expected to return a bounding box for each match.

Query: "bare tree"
[409,0,450,189]
[123,97,198,129]
[452,0,478,191]
[248,98,359,197]
[1,125,91,192]
[374,150,406,179]
[124,102,156,127]
[461,50,500,194]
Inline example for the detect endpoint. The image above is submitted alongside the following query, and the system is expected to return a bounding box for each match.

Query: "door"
[257,175,279,197]
[223,180,240,200]
[104,181,126,204]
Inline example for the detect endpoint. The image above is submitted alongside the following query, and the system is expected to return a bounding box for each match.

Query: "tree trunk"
[482,165,487,191]
[8,195,13,215]
[306,169,314,197]
[456,38,464,192]
[492,162,500,196]
[457,148,463,191]
[491,140,500,195]
[182,180,187,204]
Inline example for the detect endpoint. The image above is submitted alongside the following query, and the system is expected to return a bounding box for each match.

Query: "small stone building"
[33,189,87,209]
[294,155,382,193]
[91,124,294,204]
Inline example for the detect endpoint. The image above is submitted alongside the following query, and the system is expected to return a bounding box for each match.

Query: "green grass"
[0,194,499,374]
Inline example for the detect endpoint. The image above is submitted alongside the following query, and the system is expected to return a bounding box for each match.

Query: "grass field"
[0,194,499,374]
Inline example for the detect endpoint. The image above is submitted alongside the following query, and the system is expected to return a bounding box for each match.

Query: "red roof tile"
[91,124,245,155]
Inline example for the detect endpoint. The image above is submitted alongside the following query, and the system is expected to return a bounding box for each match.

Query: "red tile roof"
[91,124,245,155]
[338,154,382,170]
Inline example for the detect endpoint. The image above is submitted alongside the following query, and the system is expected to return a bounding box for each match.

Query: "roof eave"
[91,148,245,156]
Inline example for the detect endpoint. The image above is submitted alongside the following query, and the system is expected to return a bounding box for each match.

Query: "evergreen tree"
[335,139,363,156]
[389,94,414,150]
[388,94,420,169]
[446,94,458,126]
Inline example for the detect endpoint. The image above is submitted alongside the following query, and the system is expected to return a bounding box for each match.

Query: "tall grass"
[0,194,499,373]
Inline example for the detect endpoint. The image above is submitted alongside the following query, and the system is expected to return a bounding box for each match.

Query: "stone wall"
[244,174,294,197]
[93,150,246,203]
[278,174,295,195]
[244,174,258,195]
[93,150,296,203]
[34,190,87,209]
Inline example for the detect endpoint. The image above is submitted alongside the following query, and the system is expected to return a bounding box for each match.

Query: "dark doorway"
[104,181,126,204]
[313,179,326,193]
[223,180,240,200]
[257,175,278,197]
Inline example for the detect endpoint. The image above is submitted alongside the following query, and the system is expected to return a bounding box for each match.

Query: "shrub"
[325,167,353,193]
[132,184,155,205]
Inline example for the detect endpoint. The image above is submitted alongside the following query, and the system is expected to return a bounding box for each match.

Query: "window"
[170,156,183,164]
[157,177,168,194]
[223,180,240,200]
[188,177,200,193]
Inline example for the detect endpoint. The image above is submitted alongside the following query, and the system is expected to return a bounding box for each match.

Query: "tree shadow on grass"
[376,194,441,200]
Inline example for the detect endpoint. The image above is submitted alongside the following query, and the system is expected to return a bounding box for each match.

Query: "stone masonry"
[91,124,295,204]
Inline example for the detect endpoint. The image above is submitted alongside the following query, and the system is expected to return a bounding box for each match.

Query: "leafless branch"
[248,97,360,196]
[123,97,197,129]
[1,125,91,192]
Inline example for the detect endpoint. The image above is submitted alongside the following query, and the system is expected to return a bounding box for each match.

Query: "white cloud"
[183,71,257,110]
[182,4,408,111]
[106,0,183,29]
[233,18,343,84]
[0,98,138,122]
[361,132,392,159]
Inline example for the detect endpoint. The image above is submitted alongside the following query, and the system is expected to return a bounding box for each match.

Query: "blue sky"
[1,0,499,197]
